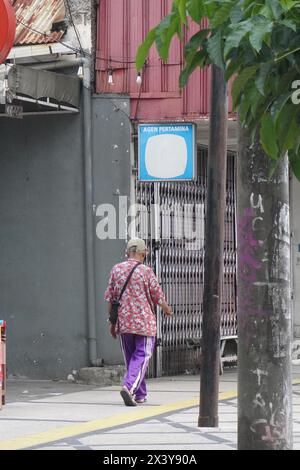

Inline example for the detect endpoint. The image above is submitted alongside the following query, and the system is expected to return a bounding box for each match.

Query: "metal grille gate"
[135,146,237,377]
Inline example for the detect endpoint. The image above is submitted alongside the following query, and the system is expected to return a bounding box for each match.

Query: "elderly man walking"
[105,238,172,406]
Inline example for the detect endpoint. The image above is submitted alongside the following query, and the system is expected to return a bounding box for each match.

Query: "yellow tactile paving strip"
[1,379,299,450]
[0,391,236,450]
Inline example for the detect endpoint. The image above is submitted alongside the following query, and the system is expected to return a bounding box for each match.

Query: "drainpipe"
[82,58,101,367]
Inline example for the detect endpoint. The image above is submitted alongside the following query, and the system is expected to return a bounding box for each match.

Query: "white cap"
[126,238,147,253]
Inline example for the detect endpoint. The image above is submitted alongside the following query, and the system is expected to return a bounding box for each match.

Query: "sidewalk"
[0,367,299,450]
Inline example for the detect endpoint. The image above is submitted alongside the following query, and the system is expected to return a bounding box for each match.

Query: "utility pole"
[237,124,293,450]
[198,65,228,427]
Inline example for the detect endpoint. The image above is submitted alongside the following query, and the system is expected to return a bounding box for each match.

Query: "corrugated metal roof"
[13,0,66,46]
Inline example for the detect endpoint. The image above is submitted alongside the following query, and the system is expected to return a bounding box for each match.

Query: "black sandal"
[120,387,137,406]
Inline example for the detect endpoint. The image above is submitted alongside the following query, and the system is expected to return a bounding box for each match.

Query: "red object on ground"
[0,0,16,63]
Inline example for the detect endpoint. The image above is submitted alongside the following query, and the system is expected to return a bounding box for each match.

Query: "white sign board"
[138,123,196,181]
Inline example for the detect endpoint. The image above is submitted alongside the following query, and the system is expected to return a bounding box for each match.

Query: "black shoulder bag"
[109,262,141,325]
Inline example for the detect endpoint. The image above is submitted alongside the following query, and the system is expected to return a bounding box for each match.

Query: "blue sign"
[138,123,196,181]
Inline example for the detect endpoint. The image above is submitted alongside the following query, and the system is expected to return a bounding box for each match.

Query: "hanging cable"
[15,18,183,67]
[64,0,86,57]
[16,19,86,56]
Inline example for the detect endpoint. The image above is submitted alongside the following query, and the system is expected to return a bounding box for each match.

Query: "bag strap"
[118,262,141,302]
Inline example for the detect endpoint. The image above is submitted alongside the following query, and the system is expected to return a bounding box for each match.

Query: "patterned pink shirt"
[104,259,166,337]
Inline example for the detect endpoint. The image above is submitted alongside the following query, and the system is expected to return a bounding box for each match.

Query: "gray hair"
[127,246,138,254]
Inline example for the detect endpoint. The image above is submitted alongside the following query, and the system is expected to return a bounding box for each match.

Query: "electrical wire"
[16,19,87,56]
[15,19,133,64]
[96,62,182,69]
[133,82,142,122]
[107,98,131,121]
[64,0,85,57]
[15,18,183,68]
[95,56,136,65]
[95,54,183,66]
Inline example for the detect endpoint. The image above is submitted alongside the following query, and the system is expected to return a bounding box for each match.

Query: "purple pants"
[120,333,155,400]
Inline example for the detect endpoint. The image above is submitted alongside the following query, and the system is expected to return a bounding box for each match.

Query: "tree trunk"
[198,65,228,427]
[237,122,293,450]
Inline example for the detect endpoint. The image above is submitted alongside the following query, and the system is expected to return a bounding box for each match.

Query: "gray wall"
[0,94,131,379]
[0,112,88,379]
[92,95,131,365]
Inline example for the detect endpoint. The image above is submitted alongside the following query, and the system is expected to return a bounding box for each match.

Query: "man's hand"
[109,323,117,339]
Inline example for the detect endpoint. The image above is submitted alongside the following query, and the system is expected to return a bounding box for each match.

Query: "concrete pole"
[198,65,228,427]
[237,123,293,450]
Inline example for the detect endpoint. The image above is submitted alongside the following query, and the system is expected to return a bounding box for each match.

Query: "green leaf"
[153,10,184,61]
[273,70,298,100]
[238,96,252,123]
[242,85,263,125]
[289,149,300,181]
[258,5,273,21]
[249,16,273,53]
[210,0,236,28]
[285,116,299,150]
[268,158,282,181]
[224,20,252,57]
[280,0,300,12]
[232,65,258,108]
[266,0,283,19]
[175,0,188,24]
[281,19,297,32]
[203,0,219,18]
[184,29,209,56]
[180,50,208,87]
[136,28,157,70]
[255,62,272,95]
[187,0,205,23]
[276,103,298,151]
[260,114,279,159]
[230,4,243,24]
[207,30,224,69]
[225,59,238,81]
[271,92,293,125]
[156,14,180,61]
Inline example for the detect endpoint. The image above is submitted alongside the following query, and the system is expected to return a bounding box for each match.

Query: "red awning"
[0,0,16,63]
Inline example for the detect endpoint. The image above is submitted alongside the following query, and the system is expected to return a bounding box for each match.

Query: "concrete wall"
[0,93,132,378]
[291,176,300,339]
[92,95,132,365]
[65,0,93,53]
[0,112,88,379]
